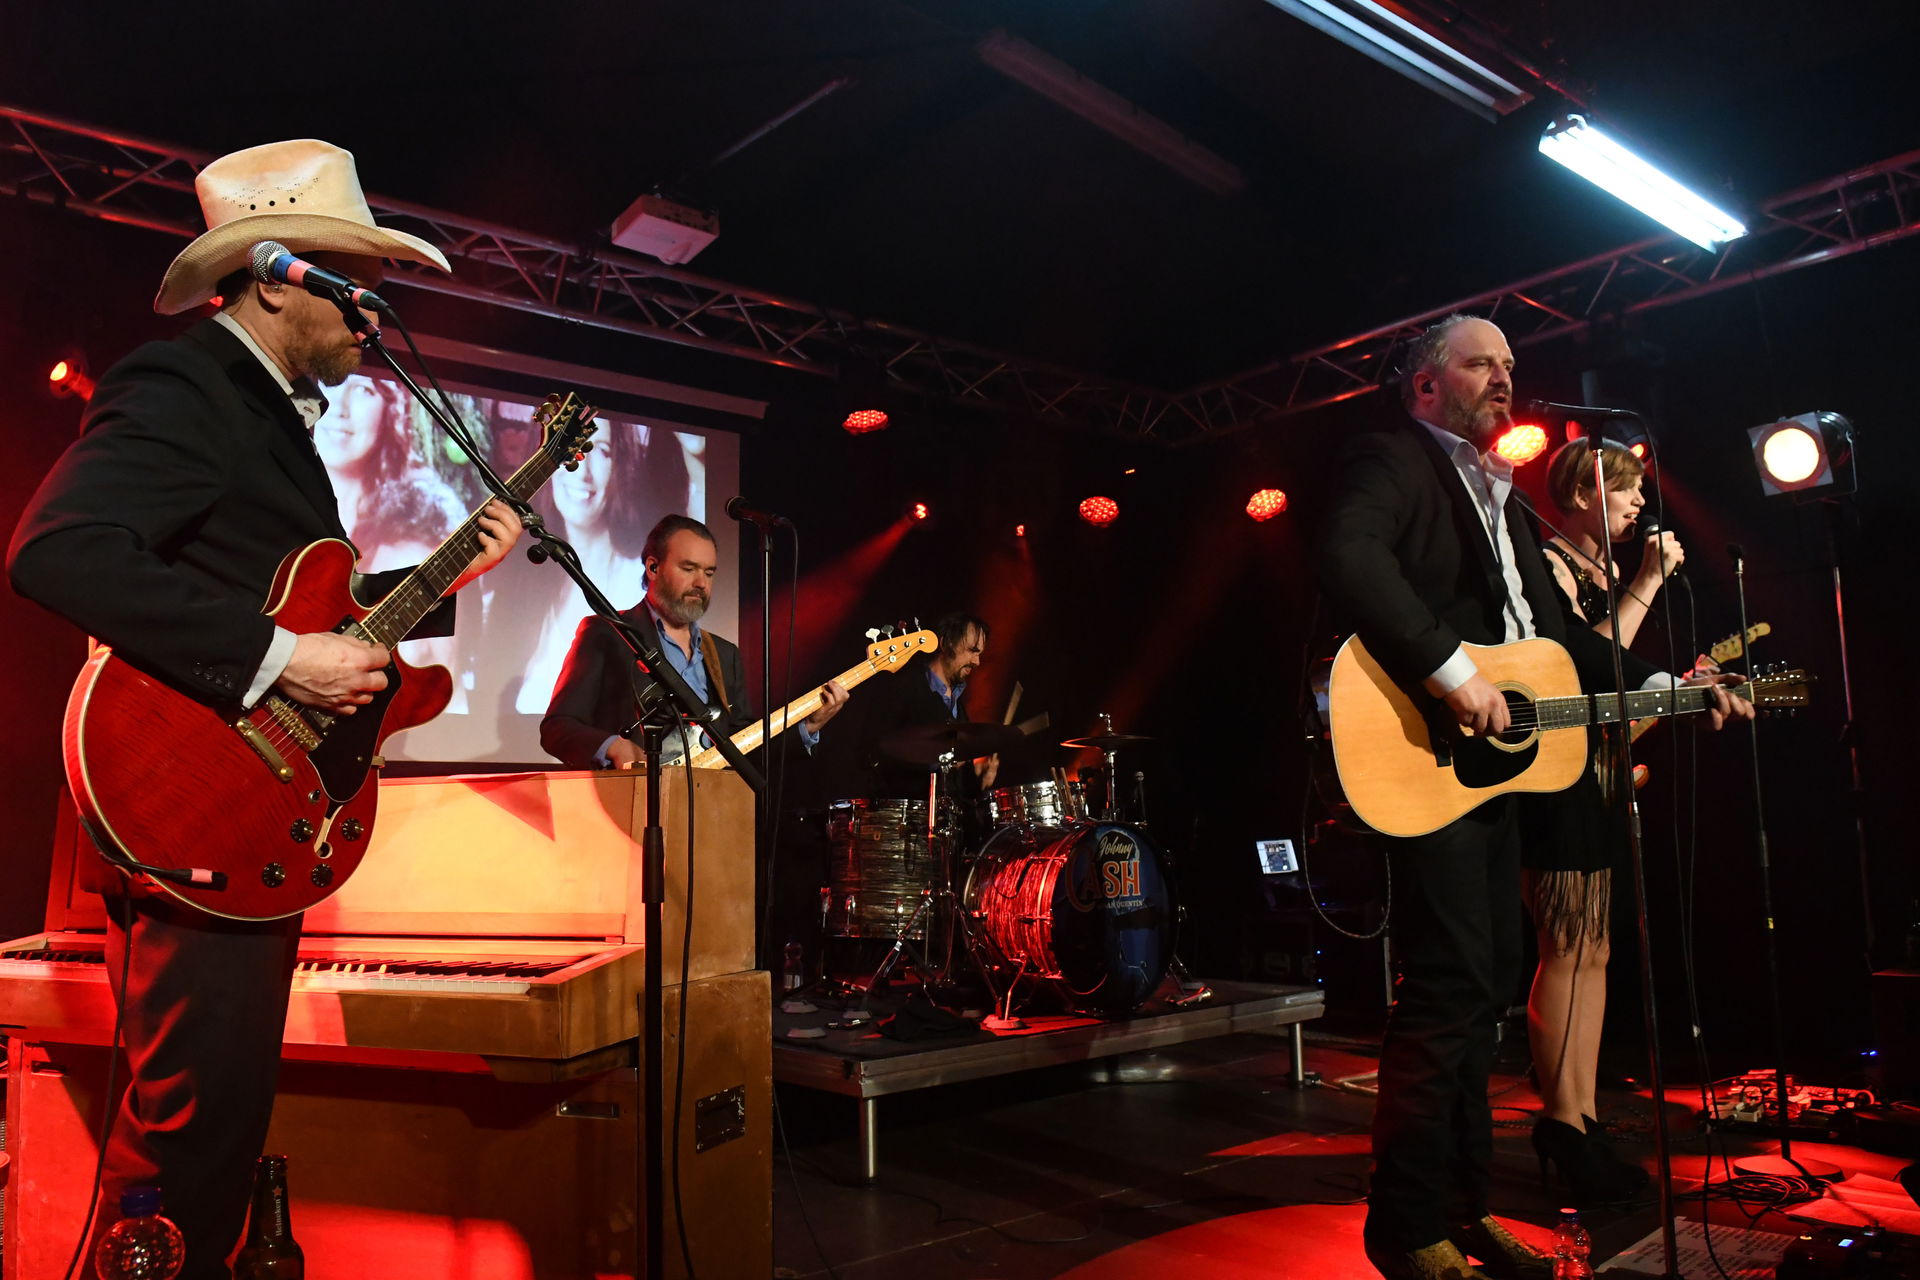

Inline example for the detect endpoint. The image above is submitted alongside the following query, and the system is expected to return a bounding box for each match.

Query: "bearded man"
[1314,314,1744,1280]
[539,514,844,769]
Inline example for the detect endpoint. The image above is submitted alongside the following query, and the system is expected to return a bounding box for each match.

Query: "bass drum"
[963,822,1174,1015]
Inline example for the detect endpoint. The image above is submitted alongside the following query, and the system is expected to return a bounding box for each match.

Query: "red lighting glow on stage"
[1492,423,1548,464]
[911,502,929,521]
[1629,441,1647,459]
[48,358,95,401]
[1246,489,1287,521]
[1079,496,1118,527]
[842,408,889,434]
[1015,524,1026,537]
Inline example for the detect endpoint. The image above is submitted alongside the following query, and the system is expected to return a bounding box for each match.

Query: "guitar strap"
[700,631,732,715]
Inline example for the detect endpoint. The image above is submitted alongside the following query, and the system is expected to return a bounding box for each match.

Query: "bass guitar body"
[63,538,451,920]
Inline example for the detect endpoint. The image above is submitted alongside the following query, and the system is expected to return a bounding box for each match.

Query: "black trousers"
[1365,797,1524,1251]
[92,889,301,1280]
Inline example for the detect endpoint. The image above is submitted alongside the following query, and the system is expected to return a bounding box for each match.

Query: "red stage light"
[911,502,929,521]
[1078,496,1119,527]
[1629,441,1647,459]
[1246,489,1288,521]
[48,357,96,401]
[1492,423,1548,464]
[1014,524,1026,537]
[842,408,889,434]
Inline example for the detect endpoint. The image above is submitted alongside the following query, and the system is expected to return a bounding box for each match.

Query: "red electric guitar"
[62,390,597,920]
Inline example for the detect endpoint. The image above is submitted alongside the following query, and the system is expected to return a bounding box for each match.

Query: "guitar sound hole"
[1492,690,1534,747]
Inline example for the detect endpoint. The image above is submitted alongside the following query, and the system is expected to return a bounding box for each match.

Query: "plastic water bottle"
[94,1186,185,1279]
[1551,1206,1593,1279]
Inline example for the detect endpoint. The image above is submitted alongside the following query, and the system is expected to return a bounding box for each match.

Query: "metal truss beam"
[5,103,1917,444]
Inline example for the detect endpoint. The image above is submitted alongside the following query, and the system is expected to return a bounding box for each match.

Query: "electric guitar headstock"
[1709,621,1771,666]
[863,623,937,671]
[534,390,599,469]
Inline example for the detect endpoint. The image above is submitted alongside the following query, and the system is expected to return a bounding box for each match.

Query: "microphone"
[250,241,391,313]
[725,496,792,529]
[1518,398,1642,419]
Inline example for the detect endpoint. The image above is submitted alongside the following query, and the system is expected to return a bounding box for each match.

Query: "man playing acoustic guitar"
[1315,314,1749,1280]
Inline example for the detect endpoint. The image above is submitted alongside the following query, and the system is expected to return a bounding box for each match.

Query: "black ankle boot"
[1530,1116,1646,1205]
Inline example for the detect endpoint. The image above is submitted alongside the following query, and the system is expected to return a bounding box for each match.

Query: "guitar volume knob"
[339,818,364,842]
[261,863,286,888]
[289,818,315,843]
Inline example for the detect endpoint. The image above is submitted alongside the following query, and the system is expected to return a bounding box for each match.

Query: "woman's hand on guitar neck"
[1445,672,1511,737]
[278,632,391,714]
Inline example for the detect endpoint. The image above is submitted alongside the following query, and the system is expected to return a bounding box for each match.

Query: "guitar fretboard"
[1528,681,1750,731]
[354,432,570,650]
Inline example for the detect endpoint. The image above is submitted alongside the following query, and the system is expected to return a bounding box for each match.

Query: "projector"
[611,193,719,265]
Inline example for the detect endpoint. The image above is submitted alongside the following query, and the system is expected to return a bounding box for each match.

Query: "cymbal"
[879,720,1029,764]
[1061,731,1154,751]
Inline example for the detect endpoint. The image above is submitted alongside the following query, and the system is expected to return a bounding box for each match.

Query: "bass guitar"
[681,627,937,769]
[1325,634,1810,838]
[63,391,598,920]
[1623,621,1771,789]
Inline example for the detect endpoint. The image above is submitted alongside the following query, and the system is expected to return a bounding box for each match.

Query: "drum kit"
[813,716,1184,1025]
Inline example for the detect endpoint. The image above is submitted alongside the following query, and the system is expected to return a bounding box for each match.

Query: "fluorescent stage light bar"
[1539,114,1748,251]
[1265,0,1530,119]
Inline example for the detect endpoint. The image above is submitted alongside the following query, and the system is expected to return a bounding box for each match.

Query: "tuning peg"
[865,627,882,642]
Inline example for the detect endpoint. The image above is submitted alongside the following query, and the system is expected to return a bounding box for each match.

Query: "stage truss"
[5,103,1917,444]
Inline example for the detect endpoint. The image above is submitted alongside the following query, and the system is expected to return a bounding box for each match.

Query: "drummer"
[844,611,999,798]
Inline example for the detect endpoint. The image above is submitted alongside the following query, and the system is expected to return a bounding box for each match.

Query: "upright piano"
[0,769,770,1280]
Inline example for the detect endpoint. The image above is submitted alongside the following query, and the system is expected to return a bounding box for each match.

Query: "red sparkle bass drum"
[963,821,1174,1015]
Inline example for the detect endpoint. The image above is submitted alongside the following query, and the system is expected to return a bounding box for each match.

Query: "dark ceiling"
[8,0,1920,388]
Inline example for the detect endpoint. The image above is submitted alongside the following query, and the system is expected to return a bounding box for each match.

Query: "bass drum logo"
[1068,825,1143,913]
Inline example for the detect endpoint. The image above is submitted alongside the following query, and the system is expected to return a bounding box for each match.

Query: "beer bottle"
[233,1154,305,1278]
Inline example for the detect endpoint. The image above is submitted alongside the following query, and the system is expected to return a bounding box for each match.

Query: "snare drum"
[823,799,950,940]
[985,780,1084,828]
[963,821,1173,1015]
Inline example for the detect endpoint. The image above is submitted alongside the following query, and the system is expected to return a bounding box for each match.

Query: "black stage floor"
[769,1019,1920,1279]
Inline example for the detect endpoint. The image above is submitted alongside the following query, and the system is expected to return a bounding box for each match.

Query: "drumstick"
[1002,681,1023,726]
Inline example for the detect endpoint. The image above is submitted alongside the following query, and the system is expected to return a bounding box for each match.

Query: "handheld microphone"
[725,496,792,529]
[1518,398,1642,420]
[250,241,392,313]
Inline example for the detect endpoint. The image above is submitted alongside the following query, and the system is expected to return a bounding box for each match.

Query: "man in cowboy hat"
[8,138,522,1276]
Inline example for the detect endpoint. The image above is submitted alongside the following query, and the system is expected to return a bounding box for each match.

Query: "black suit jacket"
[1315,419,1655,701]
[830,653,974,799]
[7,319,440,711]
[539,607,756,768]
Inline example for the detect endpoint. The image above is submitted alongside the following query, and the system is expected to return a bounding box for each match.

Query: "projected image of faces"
[313,373,736,764]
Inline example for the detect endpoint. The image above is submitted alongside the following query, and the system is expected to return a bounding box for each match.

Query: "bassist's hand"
[279,632,391,714]
[1683,671,1752,731]
[1444,672,1510,737]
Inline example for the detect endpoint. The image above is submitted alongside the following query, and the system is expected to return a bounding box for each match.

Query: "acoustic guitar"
[1325,634,1810,838]
[63,391,598,920]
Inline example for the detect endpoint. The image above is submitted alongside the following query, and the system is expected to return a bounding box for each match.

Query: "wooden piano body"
[0,769,770,1280]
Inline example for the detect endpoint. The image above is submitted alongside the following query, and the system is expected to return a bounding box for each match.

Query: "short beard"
[1441,389,1507,447]
[286,314,364,386]
[656,592,709,628]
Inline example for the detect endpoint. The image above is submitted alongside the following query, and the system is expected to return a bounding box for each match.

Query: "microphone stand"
[345,304,765,1278]
[756,518,773,972]
[1726,546,1838,1182]
[1587,447,1683,1280]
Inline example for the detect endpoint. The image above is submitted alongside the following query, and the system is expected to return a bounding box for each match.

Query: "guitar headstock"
[1747,662,1813,713]
[1709,621,1772,665]
[867,627,938,670]
[534,391,599,469]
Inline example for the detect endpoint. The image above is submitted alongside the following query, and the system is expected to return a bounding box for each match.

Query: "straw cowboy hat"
[154,138,450,315]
